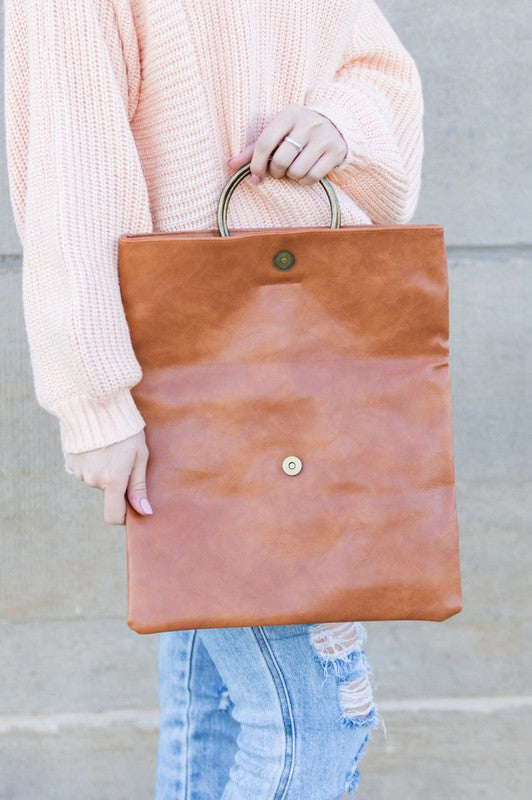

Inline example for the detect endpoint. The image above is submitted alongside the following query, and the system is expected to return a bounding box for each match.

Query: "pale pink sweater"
[4,0,424,455]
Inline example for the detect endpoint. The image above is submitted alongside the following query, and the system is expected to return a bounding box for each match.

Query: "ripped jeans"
[155,621,385,800]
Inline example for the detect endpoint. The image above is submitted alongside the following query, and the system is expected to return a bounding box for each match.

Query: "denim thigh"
[155,628,240,800]
[198,622,381,800]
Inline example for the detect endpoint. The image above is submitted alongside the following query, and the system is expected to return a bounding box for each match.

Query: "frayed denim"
[155,621,384,799]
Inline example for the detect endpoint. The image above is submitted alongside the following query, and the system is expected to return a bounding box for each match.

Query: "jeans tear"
[343,729,371,798]
[309,621,368,668]
[217,684,231,711]
[308,621,386,737]
[338,673,376,725]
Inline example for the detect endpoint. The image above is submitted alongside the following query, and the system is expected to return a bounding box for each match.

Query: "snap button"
[282,455,302,475]
[273,249,296,270]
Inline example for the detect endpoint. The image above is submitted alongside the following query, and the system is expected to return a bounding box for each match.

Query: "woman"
[4,1,423,797]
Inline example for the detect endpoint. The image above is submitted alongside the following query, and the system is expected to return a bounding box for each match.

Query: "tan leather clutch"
[118,163,463,634]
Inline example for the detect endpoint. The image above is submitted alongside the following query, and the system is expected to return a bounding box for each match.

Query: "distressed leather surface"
[118,224,463,634]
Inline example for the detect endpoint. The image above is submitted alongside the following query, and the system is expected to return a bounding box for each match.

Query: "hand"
[64,430,153,526]
[227,103,348,186]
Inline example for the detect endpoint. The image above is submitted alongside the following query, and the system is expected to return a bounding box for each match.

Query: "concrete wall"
[1,1,530,797]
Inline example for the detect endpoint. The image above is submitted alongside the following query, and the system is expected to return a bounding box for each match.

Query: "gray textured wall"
[1,2,531,798]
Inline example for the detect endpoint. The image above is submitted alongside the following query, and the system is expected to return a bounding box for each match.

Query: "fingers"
[103,478,130,526]
[228,104,347,187]
[249,105,297,182]
[287,146,344,186]
[126,444,153,517]
[227,143,255,173]
[62,431,153,526]
[270,121,345,184]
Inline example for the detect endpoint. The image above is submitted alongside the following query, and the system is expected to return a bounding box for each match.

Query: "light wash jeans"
[155,621,384,800]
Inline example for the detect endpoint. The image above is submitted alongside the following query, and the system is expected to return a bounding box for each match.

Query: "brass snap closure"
[282,455,303,476]
[273,250,296,271]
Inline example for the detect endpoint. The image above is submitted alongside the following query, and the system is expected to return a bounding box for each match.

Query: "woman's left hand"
[227,103,348,186]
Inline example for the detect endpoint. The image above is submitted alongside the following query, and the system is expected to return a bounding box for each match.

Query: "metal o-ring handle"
[216,160,342,237]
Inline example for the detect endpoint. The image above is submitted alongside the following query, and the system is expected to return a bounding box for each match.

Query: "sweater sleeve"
[303,0,424,224]
[4,0,153,455]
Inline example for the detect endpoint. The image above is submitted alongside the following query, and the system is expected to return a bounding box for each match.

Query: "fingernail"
[251,174,261,185]
[140,498,153,514]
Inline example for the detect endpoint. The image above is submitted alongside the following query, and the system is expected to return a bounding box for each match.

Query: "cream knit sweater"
[4,0,424,455]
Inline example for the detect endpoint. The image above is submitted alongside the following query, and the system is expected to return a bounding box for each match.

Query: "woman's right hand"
[64,430,153,525]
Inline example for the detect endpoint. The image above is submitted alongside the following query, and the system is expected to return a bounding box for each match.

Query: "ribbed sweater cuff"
[57,387,146,454]
[304,97,374,172]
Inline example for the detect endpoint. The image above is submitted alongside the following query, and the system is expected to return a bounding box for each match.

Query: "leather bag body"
[118,167,463,634]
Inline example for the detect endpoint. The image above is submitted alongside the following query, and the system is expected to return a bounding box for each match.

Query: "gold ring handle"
[216,161,342,237]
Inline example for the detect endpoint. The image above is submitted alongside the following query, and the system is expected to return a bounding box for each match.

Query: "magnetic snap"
[282,455,303,476]
[273,249,296,270]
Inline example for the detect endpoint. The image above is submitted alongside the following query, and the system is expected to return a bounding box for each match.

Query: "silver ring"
[284,135,304,153]
[64,464,75,475]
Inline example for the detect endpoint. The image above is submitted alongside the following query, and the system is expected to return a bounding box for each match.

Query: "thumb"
[227,143,255,170]
[127,449,153,516]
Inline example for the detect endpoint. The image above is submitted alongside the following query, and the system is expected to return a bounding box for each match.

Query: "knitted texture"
[4,0,424,454]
